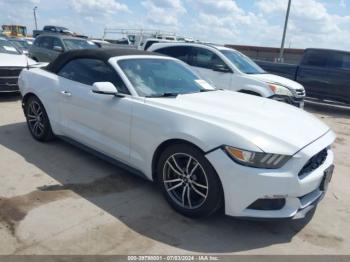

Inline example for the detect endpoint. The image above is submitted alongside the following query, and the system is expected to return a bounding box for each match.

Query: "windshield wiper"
[200,89,217,92]
[146,92,179,98]
[246,72,267,74]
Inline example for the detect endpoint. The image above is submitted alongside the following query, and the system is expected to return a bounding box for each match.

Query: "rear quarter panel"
[19,68,62,134]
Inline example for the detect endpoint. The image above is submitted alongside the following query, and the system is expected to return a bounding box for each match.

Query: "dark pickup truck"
[33,25,87,39]
[256,48,350,104]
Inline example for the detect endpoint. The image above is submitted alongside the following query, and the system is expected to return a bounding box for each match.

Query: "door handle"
[60,90,72,96]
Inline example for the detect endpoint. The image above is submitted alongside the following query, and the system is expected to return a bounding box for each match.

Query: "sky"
[1,0,350,50]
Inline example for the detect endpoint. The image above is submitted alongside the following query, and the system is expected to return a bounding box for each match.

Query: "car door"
[56,58,133,162]
[31,37,46,61]
[37,36,53,62]
[44,36,63,62]
[154,46,232,89]
[50,37,64,61]
[297,50,331,99]
[189,47,232,90]
[326,51,350,103]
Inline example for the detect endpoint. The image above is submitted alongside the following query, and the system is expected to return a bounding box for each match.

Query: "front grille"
[0,67,22,91]
[295,89,306,97]
[298,148,328,178]
[0,77,19,91]
[0,67,23,77]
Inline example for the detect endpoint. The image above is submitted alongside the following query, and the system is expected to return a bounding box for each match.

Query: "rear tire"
[24,96,55,142]
[157,143,223,218]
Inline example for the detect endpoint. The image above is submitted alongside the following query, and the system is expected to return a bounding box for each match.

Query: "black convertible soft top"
[46,48,163,73]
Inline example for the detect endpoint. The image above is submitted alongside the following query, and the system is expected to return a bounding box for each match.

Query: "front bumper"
[0,67,23,92]
[0,76,19,92]
[205,130,335,219]
[270,94,305,108]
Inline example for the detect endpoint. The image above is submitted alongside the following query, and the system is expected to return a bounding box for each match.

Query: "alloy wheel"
[162,153,209,209]
[27,101,45,138]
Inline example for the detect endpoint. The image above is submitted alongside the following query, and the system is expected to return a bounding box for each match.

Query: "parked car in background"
[9,37,33,55]
[90,39,113,48]
[149,43,306,108]
[33,25,73,38]
[113,38,131,45]
[138,38,176,51]
[29,34,98,62]
[0,37,37,92]
[256,49,350,105]
[33,25,88,39]
[19,48,335,220]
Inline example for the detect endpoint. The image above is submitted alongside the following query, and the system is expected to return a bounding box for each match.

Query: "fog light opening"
[247,198,286,211]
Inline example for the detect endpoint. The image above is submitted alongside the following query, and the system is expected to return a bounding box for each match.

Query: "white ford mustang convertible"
[18,49,335,219]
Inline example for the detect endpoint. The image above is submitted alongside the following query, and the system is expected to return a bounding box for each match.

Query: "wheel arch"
[237,82,273,97]
[22,92,57,134]
[238,90,262,96]
[22,92,39,109]
[152,138,225,214]
[151,139,206,182]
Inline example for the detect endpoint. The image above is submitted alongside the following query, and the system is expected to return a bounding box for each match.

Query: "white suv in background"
[138,38,176,51]
[148,43,306,108]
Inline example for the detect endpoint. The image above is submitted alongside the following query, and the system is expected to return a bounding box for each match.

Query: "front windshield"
[0,39,20,54]
[221,50,265,74]
[63,39,98,50]
[118,58,214,97]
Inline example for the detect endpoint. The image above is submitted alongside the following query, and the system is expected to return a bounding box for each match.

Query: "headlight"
[268,84,293,97]
[223,146,291,169]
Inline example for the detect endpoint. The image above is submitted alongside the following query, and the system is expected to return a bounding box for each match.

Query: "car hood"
[145,90,329,155]
[250,73,304,90]
[0,53,36,67]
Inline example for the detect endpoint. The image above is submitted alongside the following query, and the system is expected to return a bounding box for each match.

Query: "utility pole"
[279,0,291,62]
[33,6,38,30]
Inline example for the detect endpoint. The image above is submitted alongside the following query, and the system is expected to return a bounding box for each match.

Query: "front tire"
[157,144,223,218]
[24,96,55,142]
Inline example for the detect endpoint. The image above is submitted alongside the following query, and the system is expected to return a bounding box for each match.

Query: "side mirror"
[53,46,63,52]
[91,82,122,96]
[213,64,231,73]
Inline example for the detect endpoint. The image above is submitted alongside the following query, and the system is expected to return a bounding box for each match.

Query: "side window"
[34,37,42,47]
[45,26,55,32]
[191,47,226,70]
[39,37,53,49]
[57,59,130,94]
[342,54,350,70]
[52,38,64,50]
[145,40,158,50]
[155,46,191,63]
[328,52,350,70]
[302,50,329,67]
